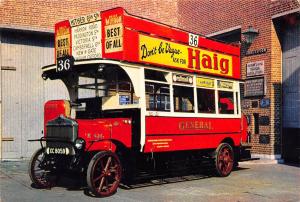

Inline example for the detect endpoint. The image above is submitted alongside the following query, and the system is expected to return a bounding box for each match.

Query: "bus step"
[121,173,210,189]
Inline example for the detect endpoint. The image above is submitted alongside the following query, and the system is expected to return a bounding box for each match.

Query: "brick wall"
[3,0,297,33]
[0,0,179,31]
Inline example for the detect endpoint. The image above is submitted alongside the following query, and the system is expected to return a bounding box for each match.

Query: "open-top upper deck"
[48,7,240,80]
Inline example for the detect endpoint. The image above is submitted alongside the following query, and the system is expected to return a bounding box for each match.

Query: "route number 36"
[189,33,199,47]
[56,57,73,72]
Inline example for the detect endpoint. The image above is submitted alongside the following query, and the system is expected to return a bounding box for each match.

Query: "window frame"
[173,84,195,113]
[215,79,239,116]
[196,87,216,114]
[144,69,171,112]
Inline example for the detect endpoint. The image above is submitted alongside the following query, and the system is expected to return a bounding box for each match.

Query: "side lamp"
[242,26,259,44]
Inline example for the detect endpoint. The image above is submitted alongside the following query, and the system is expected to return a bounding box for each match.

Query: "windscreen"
[62,64,137,118]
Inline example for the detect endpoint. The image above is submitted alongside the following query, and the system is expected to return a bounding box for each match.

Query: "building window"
[173,85,194,112]
[197,88,216,113]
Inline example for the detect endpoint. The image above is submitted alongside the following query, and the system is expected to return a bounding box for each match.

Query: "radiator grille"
[46,115,78,142]
[46,125,77,142]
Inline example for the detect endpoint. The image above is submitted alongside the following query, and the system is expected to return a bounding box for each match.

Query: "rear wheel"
[28,148,57,188]
[87,151,122,197]
[215,143,234,177]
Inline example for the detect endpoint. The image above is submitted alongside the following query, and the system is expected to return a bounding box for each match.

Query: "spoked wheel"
[29,148,57,188]
[215,143,234,177]
[87,151,122,197]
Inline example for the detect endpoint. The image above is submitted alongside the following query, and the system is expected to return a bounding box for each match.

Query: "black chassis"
[28,137,88,172]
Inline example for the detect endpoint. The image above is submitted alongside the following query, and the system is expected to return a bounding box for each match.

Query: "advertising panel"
[104,14,123,53]
[173,74,193,84]
[139,34,233,78]
[55,23,71,59]
[70,12,102,60]
[196,77,215,88]
[217,80,233,89]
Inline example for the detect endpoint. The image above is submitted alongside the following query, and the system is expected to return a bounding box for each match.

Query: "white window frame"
[143,66,241,119]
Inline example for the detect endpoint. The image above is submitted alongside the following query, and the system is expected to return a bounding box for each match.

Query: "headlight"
[75,138,85,150]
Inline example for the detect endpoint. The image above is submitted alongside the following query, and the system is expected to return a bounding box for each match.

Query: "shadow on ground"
[28,165,250,198]
[281,162,300,168]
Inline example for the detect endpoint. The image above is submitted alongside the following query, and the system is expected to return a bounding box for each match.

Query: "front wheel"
[28,148,57,188]
[87,151,122,197]
[214,143,234,177]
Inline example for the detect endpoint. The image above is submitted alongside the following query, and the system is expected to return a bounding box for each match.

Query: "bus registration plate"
[46,147,70,155]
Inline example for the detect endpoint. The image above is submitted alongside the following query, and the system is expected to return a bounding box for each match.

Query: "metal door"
[281,15,300,162]
[1,30,69,159]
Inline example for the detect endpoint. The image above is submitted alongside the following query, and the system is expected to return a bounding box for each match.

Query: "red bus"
[29,7,250,197]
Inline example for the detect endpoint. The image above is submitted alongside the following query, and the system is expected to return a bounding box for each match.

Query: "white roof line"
[42,59,141,72]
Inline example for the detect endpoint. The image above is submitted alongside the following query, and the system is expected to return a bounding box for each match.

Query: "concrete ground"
[0,160,299,202]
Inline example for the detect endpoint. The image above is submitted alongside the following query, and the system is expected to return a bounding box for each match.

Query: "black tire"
[215,143,234,177]
[28,148,57,188]
[87,151,122,197]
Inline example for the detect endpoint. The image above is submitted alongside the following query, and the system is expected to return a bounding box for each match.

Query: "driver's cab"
[59,62,141,119]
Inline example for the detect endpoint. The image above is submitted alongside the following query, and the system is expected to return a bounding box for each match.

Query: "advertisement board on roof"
[70,12,102,60]
[54,7,241,79]
[138,34,233,78]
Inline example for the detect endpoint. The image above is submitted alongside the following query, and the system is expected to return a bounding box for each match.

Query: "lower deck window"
[218,91,234,114]
[173,85,194,112]
[197,88,215,113]
[146,82,170,111]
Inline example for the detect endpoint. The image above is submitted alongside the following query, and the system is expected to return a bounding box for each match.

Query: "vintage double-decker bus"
[29,7,250,197]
